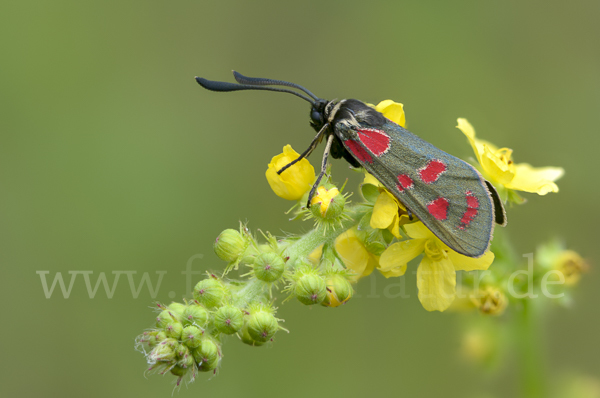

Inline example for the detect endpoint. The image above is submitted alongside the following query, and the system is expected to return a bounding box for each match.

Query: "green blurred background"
[2,0,599,397]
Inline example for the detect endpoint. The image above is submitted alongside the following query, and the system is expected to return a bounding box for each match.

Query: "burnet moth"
[195,71,506,258]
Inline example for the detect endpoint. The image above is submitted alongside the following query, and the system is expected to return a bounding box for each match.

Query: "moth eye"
[310,109,322,125]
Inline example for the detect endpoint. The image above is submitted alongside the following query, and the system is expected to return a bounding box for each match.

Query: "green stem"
[283,206,367,266]
[234,278,268,307]
[516,298,545,398]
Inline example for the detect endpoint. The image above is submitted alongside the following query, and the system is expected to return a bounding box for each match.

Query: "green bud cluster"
[138,194,368,387]
[136,210,367,386]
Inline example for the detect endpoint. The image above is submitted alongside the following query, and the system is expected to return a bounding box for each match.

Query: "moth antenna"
[232,71,320,102]
[195,77,315,105]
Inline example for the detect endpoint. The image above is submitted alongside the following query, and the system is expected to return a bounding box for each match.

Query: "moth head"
[310,99,329,131]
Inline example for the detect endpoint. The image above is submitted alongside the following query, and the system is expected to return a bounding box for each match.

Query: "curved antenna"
[232,71,320,101]
[195,77,315,105]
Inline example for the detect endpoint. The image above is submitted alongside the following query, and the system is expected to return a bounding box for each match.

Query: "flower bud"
[156,309,177,329]
[193,338,220,372]
[149,338,178,363]
[193,277,228,308]
[294,268,327,305]
[214,229,247,262]
[322,274,353,307]
[553,250,589,286]
[167,302,186,321]
[170,365,188,377]
[181,325,203,348]
[239,322,266,346]
[310,186,345,219]
[182,303,209,327]
[139,331,159,348]
[214,305,244,335]
[247,306,279,343]
[471,287,507,316]
[460,322,500,367]
[179,352,194,369]
[266,145,315,201]
[155,331,167,342]
[253,252,285,282]
[164,321,183,340]
[197,355,220,372]
[175,343,189,359]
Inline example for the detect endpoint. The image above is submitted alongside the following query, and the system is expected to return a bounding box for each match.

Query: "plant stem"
[516,298,545,398]
[283,207,366,266]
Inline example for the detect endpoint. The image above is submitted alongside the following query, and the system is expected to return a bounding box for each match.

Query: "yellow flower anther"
[424,239,447,262]
[266,145,315,201]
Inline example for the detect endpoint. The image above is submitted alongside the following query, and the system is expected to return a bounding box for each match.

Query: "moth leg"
[406,208,414,221]
[307,134,335,208]
[330,136,361,168]
[277,123,329,175]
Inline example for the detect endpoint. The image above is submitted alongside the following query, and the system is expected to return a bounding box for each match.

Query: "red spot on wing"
[459,191,480,229]
[396,174,414,192]
[419,160,447,184]
[345,139,373,163]
[357,129,391,156]
[427,197,449,220]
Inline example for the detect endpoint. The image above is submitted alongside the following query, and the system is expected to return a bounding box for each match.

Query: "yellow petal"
[363,254,378,277]
[370,191,397,230]
[379,240,425,272]
[335,229,370,278]
[388,213,402,239]
[403,222,434,240]
[457,118,484,166]
[480,144,515,185]
[378,265,407,278]
[447,249,494,271]
[307,244,324,264]
[311,186,340,217]
[266,145,315,200]
[417,256,456,312]
[505,163,564,195]
[375,100,406,127]
[363,172,382,187]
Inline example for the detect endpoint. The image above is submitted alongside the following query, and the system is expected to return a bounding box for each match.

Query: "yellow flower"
[334,228,378,281]
[310,186,345,220]
[457,118,564,198]
[363,173,411,238]
[470,286,508,316]
[311,186,340,216]
[265,145,315,200]
[553,250,589,286]
[374,100,406,127]
[378,222,494,312]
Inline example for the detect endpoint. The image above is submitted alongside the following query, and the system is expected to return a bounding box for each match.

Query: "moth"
[196,71,506,258]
